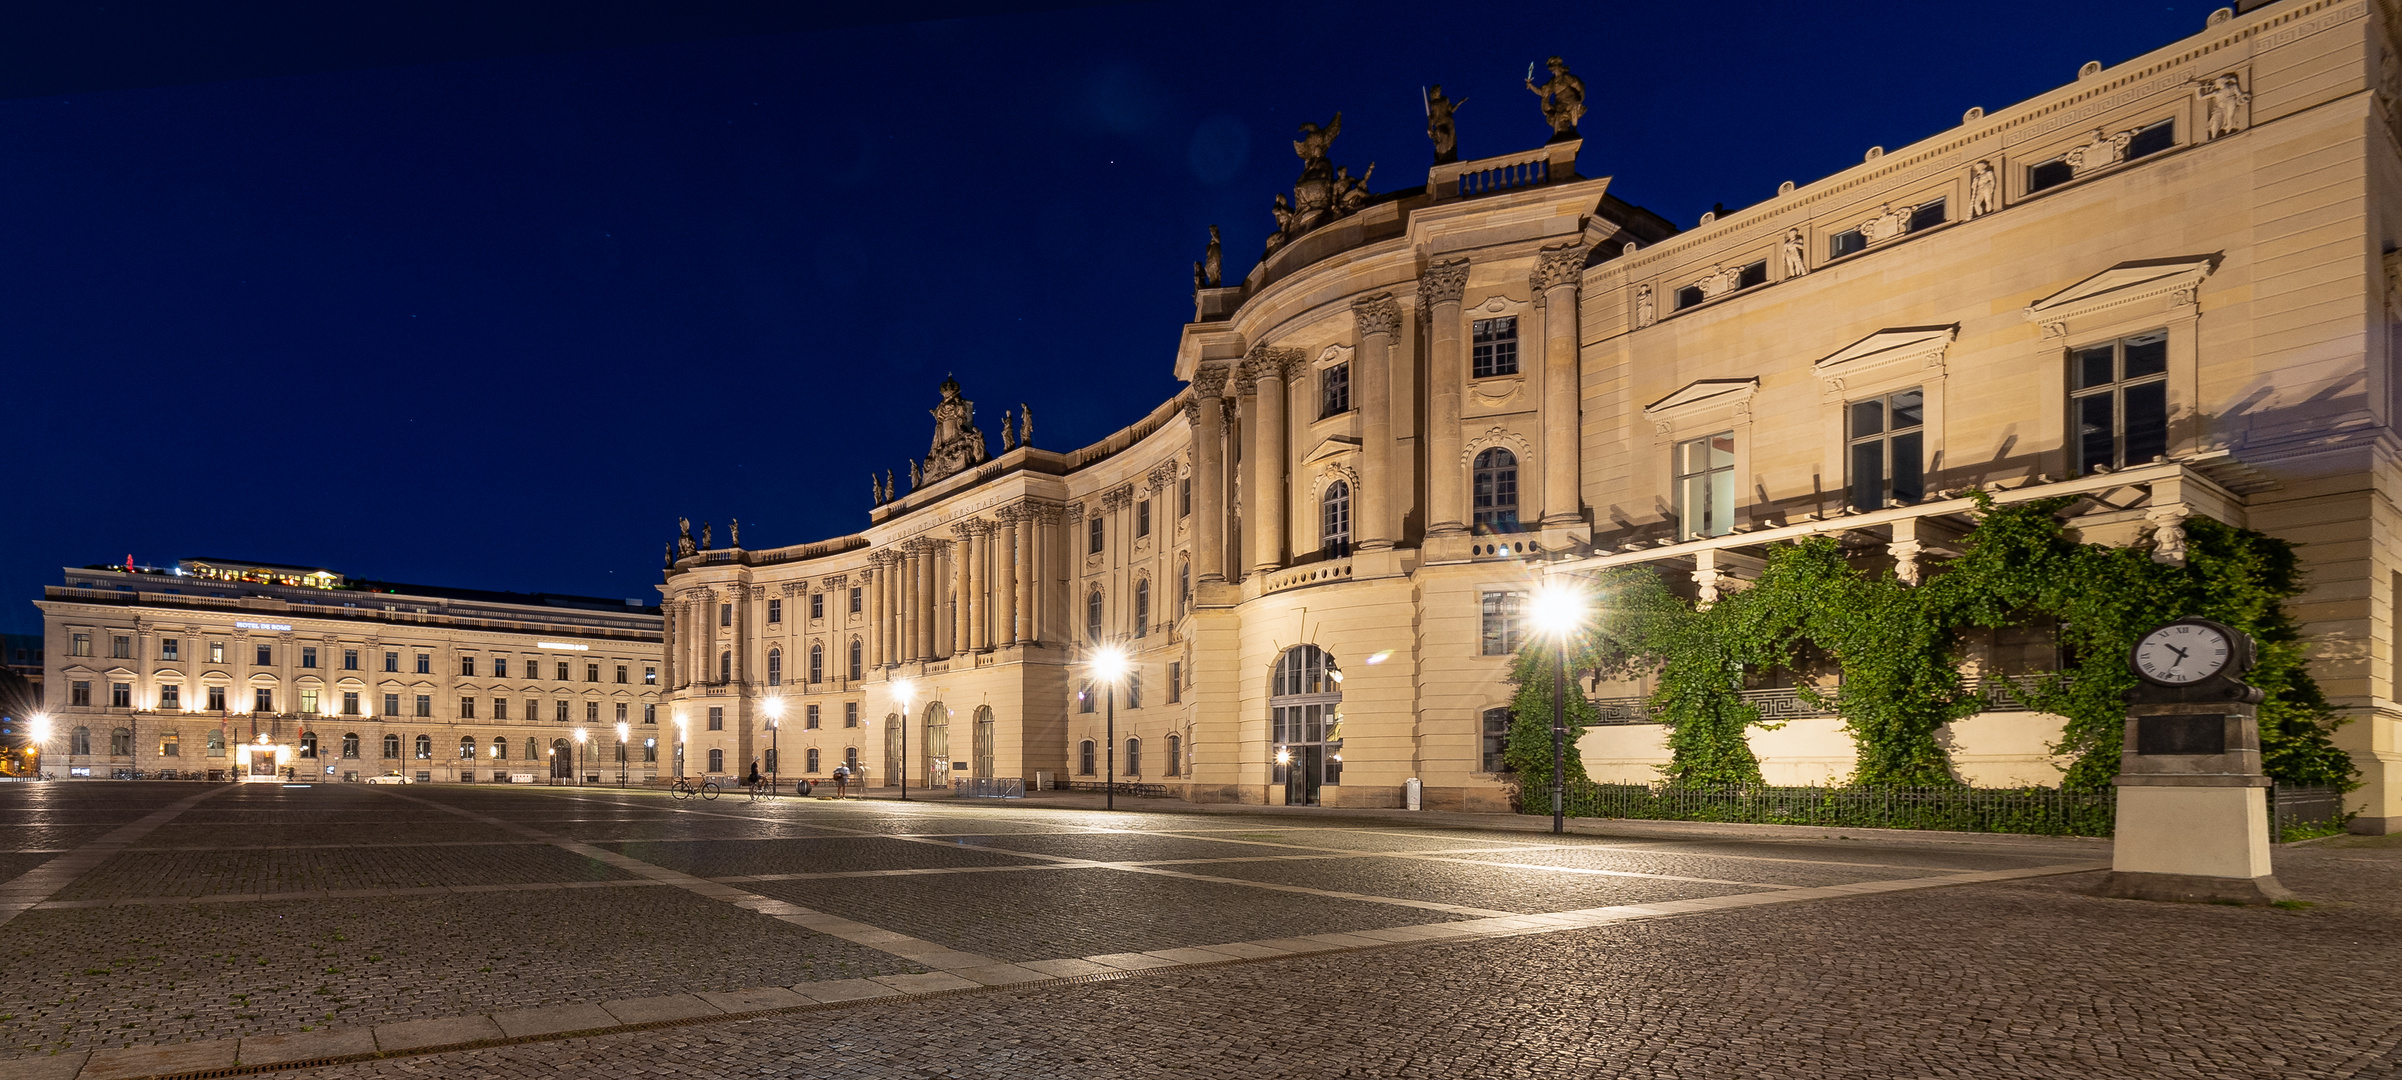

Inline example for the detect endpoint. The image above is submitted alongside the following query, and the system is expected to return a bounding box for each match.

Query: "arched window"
[1322,480,1352,557]
[766,648,782,687]
[1078,739,1097,775]
[848,639,862,681]
[492,737,508,760]
[708,748,724,773]
[809,644,824,684]
[972,706,996,780]
[70,726,90,755]
[111,728,132,756]
[1472,448,1521,533]
[1165,733,1181,777]
[382,733,401,759]
[1271,645,1344,805]
[1086,588,1104,642]
[459,736,476,760]
[298,731,319,758]
[1133,580,1151,638]
[718,651,732,683]
[1125,737,1142,777]
[341,732,361,759]
[806,747,821,773]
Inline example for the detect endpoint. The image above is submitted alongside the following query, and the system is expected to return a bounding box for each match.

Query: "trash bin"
[1403,777,1423,811]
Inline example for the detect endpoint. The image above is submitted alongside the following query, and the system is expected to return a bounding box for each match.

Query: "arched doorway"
[1271,645,1342,806]
[883,713,902,787]
[923,702,950,788]
[550,738,572,779]
[972,707,996,780]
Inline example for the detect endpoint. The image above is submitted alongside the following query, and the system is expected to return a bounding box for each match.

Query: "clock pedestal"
[2100,688,2294,904]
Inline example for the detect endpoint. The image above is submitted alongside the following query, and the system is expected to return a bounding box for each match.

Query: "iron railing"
[1520,781,2117,837]
[954,776,1026,799]
[1053,779,1170,798]
[2268,785,2351,841]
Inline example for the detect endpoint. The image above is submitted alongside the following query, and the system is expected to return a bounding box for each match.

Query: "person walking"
[832,762,850,799]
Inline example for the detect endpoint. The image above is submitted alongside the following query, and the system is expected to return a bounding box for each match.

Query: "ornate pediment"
[1815,325,1957,396]
[2024,255,2219,338]
[1643,378,1759,416]
[1303,434,1361,464]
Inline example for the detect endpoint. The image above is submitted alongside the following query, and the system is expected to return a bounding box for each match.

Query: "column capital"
[1192,362,1232,399]
[1420,258,1471,306]
[1531,241,1590,298]
[1352,292,1402,338]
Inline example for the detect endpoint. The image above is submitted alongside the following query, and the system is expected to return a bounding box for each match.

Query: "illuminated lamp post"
[573,727,588,786]
[762,698,783,793]
[1089,646,1130,811]
[1528,582,1589,836]
[890,679,915,800]
[28,714,49,780]
[616,721,630,787]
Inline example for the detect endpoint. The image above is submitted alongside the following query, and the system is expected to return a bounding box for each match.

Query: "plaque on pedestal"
[2099,617,2295,904]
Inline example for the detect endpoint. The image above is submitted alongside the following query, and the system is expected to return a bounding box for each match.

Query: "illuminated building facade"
[34,559,664,782]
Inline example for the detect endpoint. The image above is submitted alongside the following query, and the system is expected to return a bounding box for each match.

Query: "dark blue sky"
[1,0,2198,633]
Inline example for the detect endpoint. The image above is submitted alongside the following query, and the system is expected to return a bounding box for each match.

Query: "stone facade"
[34,560,665,782]
[663,0,2402,826]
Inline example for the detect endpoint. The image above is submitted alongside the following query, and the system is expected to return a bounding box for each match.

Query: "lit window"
[809,644,824,685]
[1482,707,1513,772]
[1481,592,1525,656]
[1471,449,1520,534]
[1321,362,1351,416]
[1848,388,1926,511]
[1086,589,1104,642]
[767,648,782,687]
[1673,432,1736,540]
[1322,481,1352,557]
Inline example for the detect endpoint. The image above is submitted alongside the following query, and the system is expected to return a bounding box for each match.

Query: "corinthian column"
[1421,258,1471,536]
[865,562,883,669]
[1352,293,1400,552]
[965,522,988,652]
[1247,348,1289,573]
[901,543,922,662]
[915,543,937,660]
[1534,242,1587,527]
[1190,366,1231,583]
[996,510,1020,647]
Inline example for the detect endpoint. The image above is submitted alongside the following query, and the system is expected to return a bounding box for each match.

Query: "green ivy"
[1507,497,2356,792]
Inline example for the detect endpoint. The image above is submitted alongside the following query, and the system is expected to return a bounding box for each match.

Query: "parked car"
[364,772,411,785]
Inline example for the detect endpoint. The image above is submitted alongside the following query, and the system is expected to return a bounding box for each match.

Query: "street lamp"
[762,698,783,793]
[1528,582,1589,835]
[1089,645,1129,811]
[573,727,588,787]
[27,714,49,780]
[890,679,914,801]
[675,718,688,781]
[615,721,629,788]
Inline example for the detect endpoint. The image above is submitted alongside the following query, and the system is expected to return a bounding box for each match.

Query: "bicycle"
[748,780,779,803]
[669,777,720,801]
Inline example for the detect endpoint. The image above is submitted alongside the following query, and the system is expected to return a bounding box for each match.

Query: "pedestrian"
[832,762,850,799]
[746,759,763,793]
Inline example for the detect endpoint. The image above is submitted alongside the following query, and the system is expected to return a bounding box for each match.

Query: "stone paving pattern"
[0,782,2391,1079]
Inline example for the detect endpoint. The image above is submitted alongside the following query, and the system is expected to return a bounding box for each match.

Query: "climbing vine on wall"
[1507,495,2356,791]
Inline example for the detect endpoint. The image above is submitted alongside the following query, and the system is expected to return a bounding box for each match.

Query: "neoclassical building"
[671,0,2400,825]
[34,559,665,782]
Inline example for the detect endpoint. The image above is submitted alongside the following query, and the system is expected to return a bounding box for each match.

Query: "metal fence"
[954,776,1025,799]
[2268,785,2351,841]
[1520,782,2118,837]
[1053,779,1170,798]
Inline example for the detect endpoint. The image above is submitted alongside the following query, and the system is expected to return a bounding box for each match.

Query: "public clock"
[2128,618,2250,686]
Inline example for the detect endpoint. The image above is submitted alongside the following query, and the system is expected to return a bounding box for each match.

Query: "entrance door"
[550,739,572,779]
[1270,646,1343,807]
[249,752,278,777]
[1285,745,1324,806]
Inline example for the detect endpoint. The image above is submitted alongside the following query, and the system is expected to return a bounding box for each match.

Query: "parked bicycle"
[669,777,720,800]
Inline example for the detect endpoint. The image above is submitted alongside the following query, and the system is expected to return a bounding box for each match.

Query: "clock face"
[2132,622,2234,685]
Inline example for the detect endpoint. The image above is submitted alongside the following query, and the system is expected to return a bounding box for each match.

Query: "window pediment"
[2025,254,2217,338]
[1644,378,1759,419]
[1815,325,1957,397]
[1303,434,1361,464]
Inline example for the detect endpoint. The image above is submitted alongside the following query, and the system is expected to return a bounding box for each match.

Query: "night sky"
[0,1,2198,633]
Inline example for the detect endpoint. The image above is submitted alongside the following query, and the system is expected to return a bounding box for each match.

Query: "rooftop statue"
[1001,408,1017,450]
[1426,84,1466,164]
[729,518,740,547]
[1019,403,1033,448]
[1203,225,1223,287]
[1289,112,1342,235]
[921,375,991,486]
[1526,56,1585,140]
[701,521,712,549]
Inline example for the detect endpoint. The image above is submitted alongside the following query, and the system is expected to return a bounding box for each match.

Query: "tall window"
[708,748,724,772]
[1167,661,1182,703]
[1481,707,1513,772]
[1165,733,1181,776]
[212,687,229,711]
[415,734,432,759]
[341,732,360,758]
[111,728,131,756]
[415,694,431,717]
[383,692,399,716]
[341,691,359,715]
[1078,739,1096,775]
[616,665,627,684]
[718,651,732,683]
[847,639,862,681]
[849,586,862,614]
[457,736,475,760]
[768,598,782,624]
[1848,388,1925,511]
[806,747,821,773]
[708,706,724,731]
[383,733,401,758]
[1179,565,1191,618]
[1088,516,1105,554]
[1481,592,1525,656]
[459,696,475,719]
[384,651,398,672]
[1321,480,1352,557]
[1136,499,1153,539]
[586,662,600,682]
[811,593,825,620]
[256,688,275,713]
[766,648,782,687]
[112,635,130,659]
[587,701,600,723]
[1472,316,1518,377]
[720,603,732,626]
[1321,361,1351,416]
[493,657,508,678]
[416,653,430,674]
[112,683,132,708]
[1180,477,1192,517]
[459,655,474,676]
[1471,449,1520,534]
[70,727,90,755]
[160,685,180,709]
[1125,738,1142,776]
[2072,329,2169,475]
[301,646,318,669]
[257,643,273,666]
[341,648,356,670]
[806,704,822,730]
[1133,581,1150,638]
[1674,432,1736,540]
[809,644,824,684]
[1086,589,1105,641]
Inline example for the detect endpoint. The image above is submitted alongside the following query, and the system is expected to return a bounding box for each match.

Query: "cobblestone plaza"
[0,782,2395,1078]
